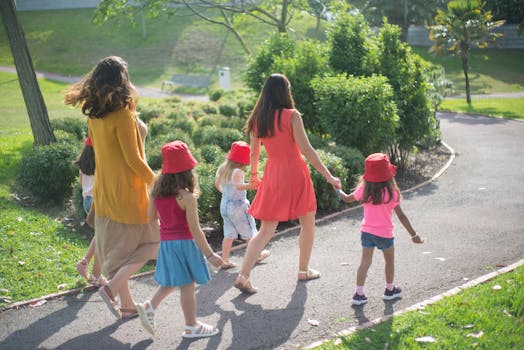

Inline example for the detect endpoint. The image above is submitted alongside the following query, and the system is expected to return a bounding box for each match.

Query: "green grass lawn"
[315,265,524,350]
[441,97,524,120]
[413,47,524,95]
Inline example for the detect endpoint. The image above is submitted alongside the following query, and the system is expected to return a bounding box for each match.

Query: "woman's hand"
[249,175,261,190]
[327,175,342,190]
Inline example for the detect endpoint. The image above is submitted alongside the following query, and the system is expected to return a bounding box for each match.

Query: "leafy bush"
[196,162,222,227]
[312,74,398,156]
[245,33,295,91]
[137,105,164,123]
[209,89,224,101]
[218,103,238,117]
[173,117,197,137]
[201,103,218,114]
[147,117,176,138]
[72,181,86,220]
[218,116,246,130]
[327,12,374,77]
[50,117,86,140]
[192,126,244,151]
[16,142,79,204]
[308,150,347,211]
[321,144,365,189]
[237,99,254,118]
[199,145,225,165]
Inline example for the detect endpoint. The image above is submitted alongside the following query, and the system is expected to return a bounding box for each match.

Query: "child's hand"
[207,253,224,268]
[411,234,424,244]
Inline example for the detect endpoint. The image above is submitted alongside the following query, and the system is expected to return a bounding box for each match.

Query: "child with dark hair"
[338,153,424,305]
[74,136,106,286]
[136,141,223,338]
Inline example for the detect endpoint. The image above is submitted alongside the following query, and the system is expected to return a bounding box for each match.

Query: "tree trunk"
[0,0,55,145]
[278,0,289,33]
[461,52,471,105]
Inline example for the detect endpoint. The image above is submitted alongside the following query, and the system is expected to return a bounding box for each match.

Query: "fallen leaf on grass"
[365,337,371,343]
[415,336,437,343]
[0,289,9,294]
[466,331,484,338]
[0,296,12,303]
[463,324,475,329]
[308,318,320,326]
[57,283,67,290]
[492,285,502,290]
[18,260,25,266]
[29,299,46,307]
[503,309,512,317]
[17,217,23,222]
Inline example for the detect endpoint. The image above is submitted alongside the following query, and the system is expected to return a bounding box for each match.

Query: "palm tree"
[429,0,504,104]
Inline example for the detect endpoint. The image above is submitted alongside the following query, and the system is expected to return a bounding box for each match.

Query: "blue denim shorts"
[220,199,257,240]
[361,232,394,250]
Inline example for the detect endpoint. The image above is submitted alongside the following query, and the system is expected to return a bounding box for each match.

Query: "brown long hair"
[73,145,95,175]
[244,74,295,138]
[150,170,199,199]
[64,56,138,118]
[360,178,401,205]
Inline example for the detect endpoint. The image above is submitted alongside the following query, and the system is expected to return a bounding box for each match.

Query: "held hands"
[249,174,261,190]
[326,174,341,191]
[207,252,224,268]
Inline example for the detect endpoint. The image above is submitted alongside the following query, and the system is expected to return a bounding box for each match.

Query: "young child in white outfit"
[338,153,424,305]
[215,141,270,269]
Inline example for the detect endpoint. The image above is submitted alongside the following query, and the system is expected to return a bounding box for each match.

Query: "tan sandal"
[298,268,321,281]
[120,306,139,320]
[234,274,257,294]
[221,261,237,270]
[98,285,122,319]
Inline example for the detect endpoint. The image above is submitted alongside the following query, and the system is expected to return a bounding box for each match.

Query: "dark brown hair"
[150,170,198,199]
[244,73,295,138]
[63,56,138,118]
[361,178,401,205]
[73,145,95,175]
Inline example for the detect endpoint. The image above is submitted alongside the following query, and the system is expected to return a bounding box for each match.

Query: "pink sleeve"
[351,185,364,201]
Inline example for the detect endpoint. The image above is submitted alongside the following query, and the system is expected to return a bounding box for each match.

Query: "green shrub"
[327,12,374,77]
[308,150,347,211]
[209,89,224,101]
[54,130,80,145]
[192,126,244,151]
[218,116,246,130]
[50,117,87,140]
[137,105,164,123]
[147,117,176,137]
[173,118,197,136]
[72,181,86,220]
[196,162,222,227]
[199,145,225,165]
[201,103,218,114]
[218,103,238,117]
[312,74,398,156]
[16,142,79,204]
[245,33,295,91]
[321,144,365,189]
[237,99,254,118]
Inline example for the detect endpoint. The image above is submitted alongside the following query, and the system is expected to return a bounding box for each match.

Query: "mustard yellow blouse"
[87,108,154,224]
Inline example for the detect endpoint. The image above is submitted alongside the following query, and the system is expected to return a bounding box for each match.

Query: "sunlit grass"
[440,97,524,120]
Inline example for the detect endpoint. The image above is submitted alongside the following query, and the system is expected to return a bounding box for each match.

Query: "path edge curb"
[1,141,456,312]
[304,258,524,349]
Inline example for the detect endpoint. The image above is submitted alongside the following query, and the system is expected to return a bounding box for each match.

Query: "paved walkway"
[0,66,208,101]
[0,112,523,349]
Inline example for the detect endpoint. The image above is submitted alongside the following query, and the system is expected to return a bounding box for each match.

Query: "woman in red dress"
[234,74,341,293]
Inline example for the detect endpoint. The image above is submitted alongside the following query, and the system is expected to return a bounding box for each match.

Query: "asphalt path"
[1,112,523,349]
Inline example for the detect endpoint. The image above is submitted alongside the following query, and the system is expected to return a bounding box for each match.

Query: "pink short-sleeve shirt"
[352,185,400,238]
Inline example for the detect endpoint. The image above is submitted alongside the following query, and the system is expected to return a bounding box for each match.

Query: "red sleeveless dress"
[248,108,317,221]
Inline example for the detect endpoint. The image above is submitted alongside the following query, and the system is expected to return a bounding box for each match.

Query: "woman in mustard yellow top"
[64,56,159,320]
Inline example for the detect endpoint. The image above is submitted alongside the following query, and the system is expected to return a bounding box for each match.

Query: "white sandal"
[136,301,156,336]
[298,268,321,281]
[182,321,219,339]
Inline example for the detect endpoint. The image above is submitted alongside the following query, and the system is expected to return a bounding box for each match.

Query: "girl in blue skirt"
[136,140,223,338]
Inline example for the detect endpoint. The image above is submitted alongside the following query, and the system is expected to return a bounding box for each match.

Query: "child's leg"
[180,282,197,327]
[149,285,176,310]
[356,247,374,287]
[84,237,96,263]
[221,238,235,262]
[382,245,395,285]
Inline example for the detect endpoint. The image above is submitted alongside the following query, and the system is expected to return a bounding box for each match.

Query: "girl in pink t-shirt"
[338,153,424,305]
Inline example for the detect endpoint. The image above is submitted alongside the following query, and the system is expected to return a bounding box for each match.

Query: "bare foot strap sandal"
[182,321,219,339]
[120,307,139,320]
[234,274,258,294]
[98,285,122,319]
[221,261,237,270]
[298,268,321,281]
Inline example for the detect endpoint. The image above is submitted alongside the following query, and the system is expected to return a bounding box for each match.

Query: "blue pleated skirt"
[154,239,211,287]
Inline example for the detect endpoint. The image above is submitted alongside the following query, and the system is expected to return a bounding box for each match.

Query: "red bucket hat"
[84,136,93,147]
[363,153,397,183]
[227,141,250,165]
[161,140,198,174]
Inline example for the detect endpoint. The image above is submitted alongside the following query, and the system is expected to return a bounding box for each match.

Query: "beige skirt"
[95,215,160,279]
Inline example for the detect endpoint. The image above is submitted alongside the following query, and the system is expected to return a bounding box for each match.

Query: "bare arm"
[338,189,357,204]
[249,133,262,187]
[180,191,224,267]
[233,169,255,191]
[291,112,341,190]
[394,205,424,243]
